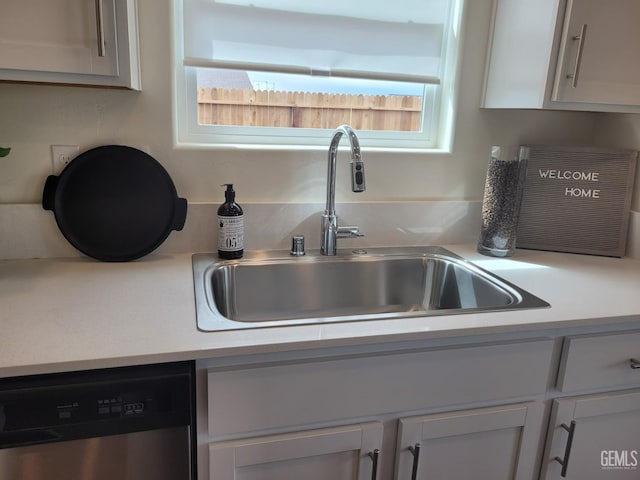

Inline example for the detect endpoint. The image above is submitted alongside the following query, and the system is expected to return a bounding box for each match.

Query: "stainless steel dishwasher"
[0,361,195,479]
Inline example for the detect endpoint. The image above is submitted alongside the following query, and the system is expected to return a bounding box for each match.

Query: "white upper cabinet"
[0,0,140,90]
[483,0,640,112]
[551,0,640,106]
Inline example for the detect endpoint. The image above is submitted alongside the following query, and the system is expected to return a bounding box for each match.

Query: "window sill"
[173,140,453,155]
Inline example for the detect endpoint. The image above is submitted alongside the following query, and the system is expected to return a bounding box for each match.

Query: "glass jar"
[477,146,529,257]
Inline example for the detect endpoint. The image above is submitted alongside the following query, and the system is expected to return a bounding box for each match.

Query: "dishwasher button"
[124,402,144,415]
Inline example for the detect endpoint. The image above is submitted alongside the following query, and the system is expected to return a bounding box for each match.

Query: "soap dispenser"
[217,184,244,259]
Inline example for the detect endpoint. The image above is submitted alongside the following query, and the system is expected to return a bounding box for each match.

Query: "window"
[174,0,464,150]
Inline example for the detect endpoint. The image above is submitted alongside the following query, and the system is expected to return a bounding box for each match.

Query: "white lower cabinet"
[205,403,545,480]
[198,338,554,480]
[396,403,545,480]
[198,328,640,480]
[541,389,640,479]
[209,422,383,480]
[541,329,640,479]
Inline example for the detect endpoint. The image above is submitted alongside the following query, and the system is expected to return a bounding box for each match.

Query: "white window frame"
[172,0,465,152]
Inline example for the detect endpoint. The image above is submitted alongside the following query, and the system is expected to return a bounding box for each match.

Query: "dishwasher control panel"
[0,362,193,447]
[96,395,147,417]
[52,388,157,424]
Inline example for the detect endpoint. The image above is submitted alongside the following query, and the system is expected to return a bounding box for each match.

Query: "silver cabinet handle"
[553,421,577,477]
[95,0,106,57]
[630,358,640,369]
[368,449,380,480]
[408,443,421,480]
[566,24,587,88]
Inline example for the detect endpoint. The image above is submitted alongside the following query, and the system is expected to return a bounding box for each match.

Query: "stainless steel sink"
[192,246,549,331]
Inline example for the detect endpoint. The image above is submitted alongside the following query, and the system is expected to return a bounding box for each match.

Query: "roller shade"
[182,0,450,84]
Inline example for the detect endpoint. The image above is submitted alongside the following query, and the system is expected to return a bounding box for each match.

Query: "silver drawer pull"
[630,358,640,369]
[95,0,106,57]
[566,24,587,88]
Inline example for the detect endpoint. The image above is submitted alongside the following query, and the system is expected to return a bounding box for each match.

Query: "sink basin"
[192,246,549,331]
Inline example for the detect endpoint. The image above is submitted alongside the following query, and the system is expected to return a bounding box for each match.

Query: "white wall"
[595,114,640,211]
[0,0,602,206]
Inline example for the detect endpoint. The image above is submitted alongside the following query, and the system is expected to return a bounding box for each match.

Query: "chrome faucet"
[321,125,366,255]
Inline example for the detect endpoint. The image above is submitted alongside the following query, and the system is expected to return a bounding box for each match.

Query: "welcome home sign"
[516,145,637,257]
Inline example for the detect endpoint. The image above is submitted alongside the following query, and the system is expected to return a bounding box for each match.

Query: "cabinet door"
[552,0,640,106]
[0,0,140,89]
[0,0,118,76]
[542,389,640,479]
[209,422,383,480]
[395,403,545,480]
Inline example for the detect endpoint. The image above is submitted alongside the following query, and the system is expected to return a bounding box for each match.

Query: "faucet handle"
[337,226,364,238]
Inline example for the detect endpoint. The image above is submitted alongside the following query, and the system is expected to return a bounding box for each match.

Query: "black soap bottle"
[217,184,244,259]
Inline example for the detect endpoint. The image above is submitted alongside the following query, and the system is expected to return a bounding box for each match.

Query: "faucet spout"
[321,125,366,256]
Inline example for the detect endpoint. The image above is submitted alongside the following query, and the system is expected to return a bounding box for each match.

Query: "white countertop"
[1,245,639,378]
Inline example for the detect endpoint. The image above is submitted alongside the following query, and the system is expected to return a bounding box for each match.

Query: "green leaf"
[0,147,11,157]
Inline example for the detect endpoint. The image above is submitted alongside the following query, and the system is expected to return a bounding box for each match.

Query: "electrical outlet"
[51,145,80,174]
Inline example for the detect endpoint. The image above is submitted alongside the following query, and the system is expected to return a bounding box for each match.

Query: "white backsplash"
[2,202,638,260]
[0,202,482,260]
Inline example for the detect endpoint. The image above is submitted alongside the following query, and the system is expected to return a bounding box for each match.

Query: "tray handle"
[172,197,188,231]
[42,176,60,211]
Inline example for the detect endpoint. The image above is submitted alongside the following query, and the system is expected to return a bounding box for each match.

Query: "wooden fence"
[198,88,423,131]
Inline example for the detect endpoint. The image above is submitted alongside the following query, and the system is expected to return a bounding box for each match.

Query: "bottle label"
[218,215,244,251]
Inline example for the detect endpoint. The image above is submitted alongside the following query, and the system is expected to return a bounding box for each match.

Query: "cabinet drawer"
[557,330,640,392]
[207,339,554,436]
